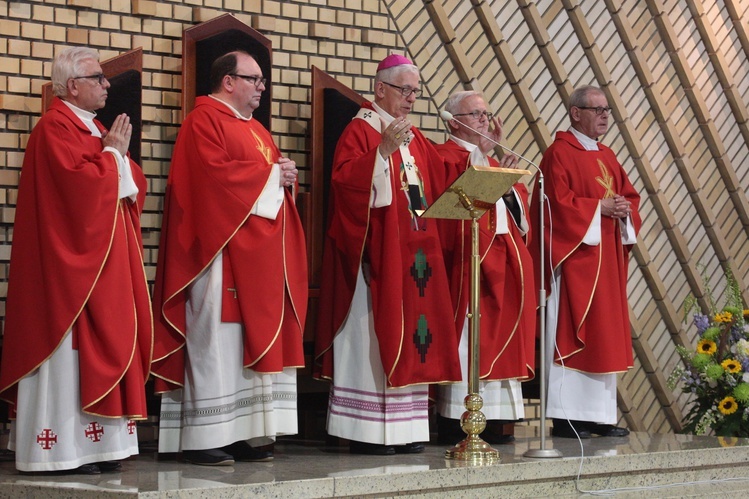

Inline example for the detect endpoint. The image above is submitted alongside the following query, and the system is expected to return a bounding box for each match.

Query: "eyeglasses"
[230,74,267,86]
[382,81,422,98]
[577,106,612,115]
[452,110,494,121]
[71,74,107,85]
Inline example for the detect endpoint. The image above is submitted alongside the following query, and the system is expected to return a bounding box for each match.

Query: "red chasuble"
[151,96,307,392]
[435,140,536,381]
[0,98,153,418]
[530,131,641,374]
[314,102,461,388]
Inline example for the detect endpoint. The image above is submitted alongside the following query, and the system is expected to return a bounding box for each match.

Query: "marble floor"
[1,426,749,498]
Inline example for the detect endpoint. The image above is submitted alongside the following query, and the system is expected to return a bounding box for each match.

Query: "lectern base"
[524,448,564,458]
[444,435,500,462]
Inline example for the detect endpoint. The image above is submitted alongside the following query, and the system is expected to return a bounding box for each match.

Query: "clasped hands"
[601,195,632,219]
[279,157,298,187]
[101,113,132,156]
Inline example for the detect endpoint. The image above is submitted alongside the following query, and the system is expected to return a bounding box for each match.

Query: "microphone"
[440,110,540,171]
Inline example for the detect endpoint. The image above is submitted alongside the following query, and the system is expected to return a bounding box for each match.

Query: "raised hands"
[478,115,504,155]
[378,117,413,158]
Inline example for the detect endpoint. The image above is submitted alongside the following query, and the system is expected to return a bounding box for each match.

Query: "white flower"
[737,339,749,357]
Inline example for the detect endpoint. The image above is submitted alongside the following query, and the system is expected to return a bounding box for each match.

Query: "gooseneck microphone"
[441,110,557,457]
[439,110,539,170]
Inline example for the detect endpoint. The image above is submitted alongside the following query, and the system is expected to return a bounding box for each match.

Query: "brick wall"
[0,0,436,331]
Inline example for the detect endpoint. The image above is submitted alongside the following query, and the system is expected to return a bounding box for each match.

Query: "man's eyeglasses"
[452,110,494,121]
[71,74,107,85]
[230,74,267,86]
[382,81,422,98]
[577,106,612,115]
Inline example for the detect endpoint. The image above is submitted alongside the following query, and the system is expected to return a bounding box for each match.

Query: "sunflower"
[721,359,742,373]
[718,436,739,447]
[714,311,733,323]
[697,339,717,355]
[718,396,739,415]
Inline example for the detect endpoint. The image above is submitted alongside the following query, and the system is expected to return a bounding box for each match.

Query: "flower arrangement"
[669,268,749,437]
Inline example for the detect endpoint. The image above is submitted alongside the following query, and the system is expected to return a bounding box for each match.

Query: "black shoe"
[222,441,274,462]
[588,423,630,437]
[393,442,425,454]
[96,460,122,472]
[482,432,516,445]
[183,448,235,466]
[482,419,517,444]
[436,415,467,444]
[72,463,102,475]
[551,419,591,439]
[19,463,102,476]
[349,440,395,455]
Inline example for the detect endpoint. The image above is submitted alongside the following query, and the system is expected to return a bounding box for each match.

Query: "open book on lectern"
[417,165,531,220]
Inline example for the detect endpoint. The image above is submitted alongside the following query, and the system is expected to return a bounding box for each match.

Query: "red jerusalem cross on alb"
[36,428,58,450]
[127,420,137,435]
[85,422,104,442]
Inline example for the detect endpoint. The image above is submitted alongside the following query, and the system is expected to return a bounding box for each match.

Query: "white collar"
[569,127,599,151]
[209,94,253,121]
[60,99,97,119]
[61,99,99,136]
[448,134,477,152]
[372,102,395,126]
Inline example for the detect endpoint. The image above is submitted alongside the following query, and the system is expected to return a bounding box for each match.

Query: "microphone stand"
[440,113,561,458]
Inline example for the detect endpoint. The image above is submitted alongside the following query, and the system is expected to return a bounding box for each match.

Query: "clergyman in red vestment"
[530,85,641,439]
[434,91,536,445]
[314,54,461,456]
[151,51,307,466]
[0,47,152,473]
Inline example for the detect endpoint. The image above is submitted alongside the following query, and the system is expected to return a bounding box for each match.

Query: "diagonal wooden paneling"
[383,0,747,434]
[649,1,749,246]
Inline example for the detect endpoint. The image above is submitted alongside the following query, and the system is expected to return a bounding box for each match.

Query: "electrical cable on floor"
[544,197,749,495]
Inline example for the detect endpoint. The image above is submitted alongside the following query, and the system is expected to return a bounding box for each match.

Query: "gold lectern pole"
[418,165,529,463]
[444,190,499,462]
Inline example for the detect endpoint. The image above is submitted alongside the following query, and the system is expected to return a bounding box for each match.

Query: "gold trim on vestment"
[387,153,406,382]
[155,146,274,369]
[83,203,140,415]
[0,157,121,406]
[244,201,285,368]
[552,234,603,363]
[595,159,615,198]
[281,200,306,341]
[316,108,378,362]
[551,363,633,375]
[484,227,524,379]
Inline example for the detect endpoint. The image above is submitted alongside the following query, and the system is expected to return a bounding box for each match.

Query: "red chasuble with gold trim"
[531,131,641,374]
[314,102,461,388]
[435,140,536,381]
[151,96,307,392]
[0,98,153,418]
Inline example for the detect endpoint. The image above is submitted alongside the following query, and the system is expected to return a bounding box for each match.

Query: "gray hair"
[568,85,604,114]
[374,64,419,85]
[444,90,484,115]
[51,47,100,97]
